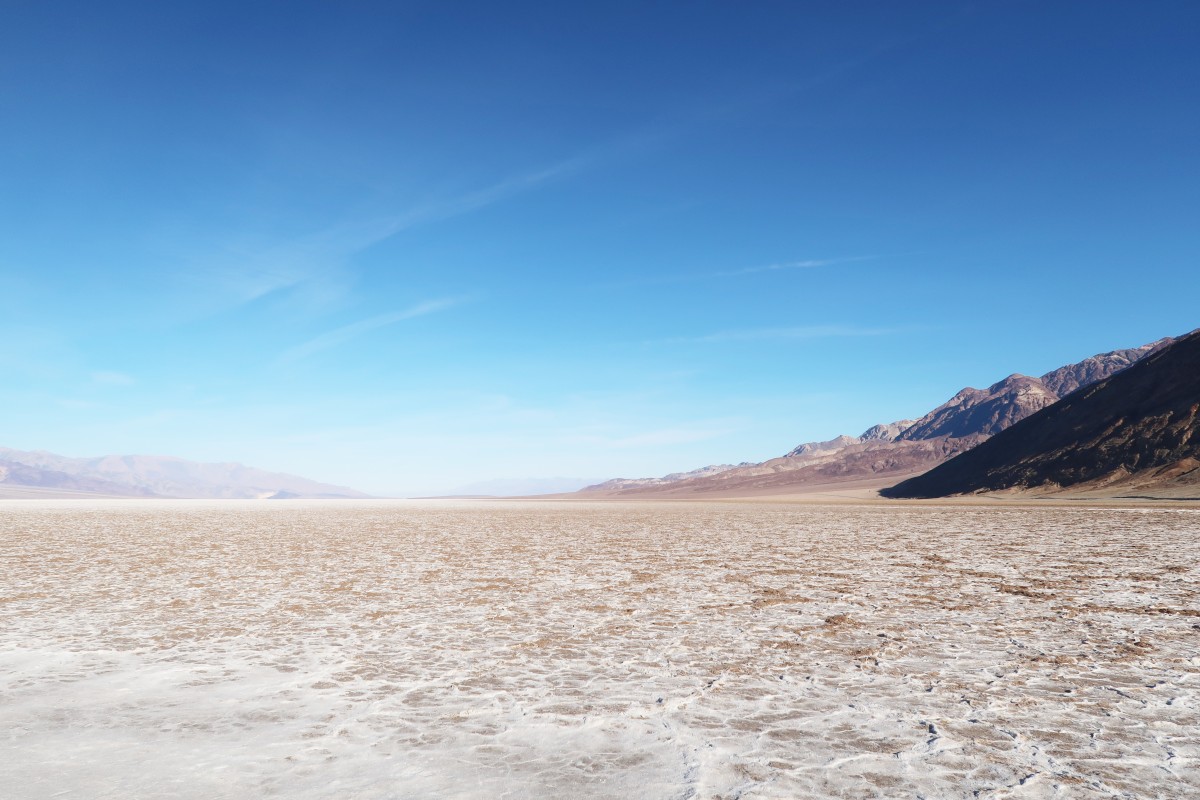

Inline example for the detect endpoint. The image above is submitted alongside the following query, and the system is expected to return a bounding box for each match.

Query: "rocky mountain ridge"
[581,334,1177,496]
[895,375,1058,441]
[883,330,1200,498]
[585,462,755,492]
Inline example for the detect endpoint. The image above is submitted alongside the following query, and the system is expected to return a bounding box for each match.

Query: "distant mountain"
[860,420,917,442]
[785,434,861,458]
[580,333,1177,497]
[783,420,916,459]
[585,463,753,492]
[882,330,1200,498]
[443,477,603,497]
[583,434,986,497]
[0,447,369,499]
[0,459,158,497]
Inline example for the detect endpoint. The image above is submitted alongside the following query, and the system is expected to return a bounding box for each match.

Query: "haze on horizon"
[2,2,1197,496]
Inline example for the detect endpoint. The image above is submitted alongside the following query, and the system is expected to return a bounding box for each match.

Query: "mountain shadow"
[882,329,1200,498]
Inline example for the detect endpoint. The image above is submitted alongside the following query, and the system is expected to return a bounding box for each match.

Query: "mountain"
[0,460,158,498]
[582,435,987,497]
[860,420,917,442]
[442,477,604,497]
[580,334,1176,497]
[895,376,1058,441]
[785,434,861,458]
[585,463,753,492]
[882,330,1200,499]
[1039,337,1173,396]
[0,447,370,499]
[896,337,1175,442]
[584,421,919,495]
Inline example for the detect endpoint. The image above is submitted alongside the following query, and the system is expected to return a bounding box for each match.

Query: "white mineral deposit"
[3,500,1197,799]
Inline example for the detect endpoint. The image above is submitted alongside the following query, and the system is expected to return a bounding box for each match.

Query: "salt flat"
[2,500,1198,799]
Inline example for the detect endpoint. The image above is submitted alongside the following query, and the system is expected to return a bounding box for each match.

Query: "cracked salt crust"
[2,500,1198,798]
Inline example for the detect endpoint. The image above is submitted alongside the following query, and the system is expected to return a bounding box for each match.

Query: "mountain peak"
[884,329,1200,498]
[579,331,1180,498]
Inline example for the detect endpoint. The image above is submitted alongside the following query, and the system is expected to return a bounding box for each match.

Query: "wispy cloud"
[277,298,465,364]
[368,157,591,246]
[184,156,594,318]
[709,255,879,278]
[654,325,897,345]
[601,255,876,289]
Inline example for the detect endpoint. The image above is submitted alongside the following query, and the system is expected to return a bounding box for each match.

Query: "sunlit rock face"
[886,329,1200,498]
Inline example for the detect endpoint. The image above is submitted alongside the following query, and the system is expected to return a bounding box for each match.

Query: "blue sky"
[2,1,1197,495]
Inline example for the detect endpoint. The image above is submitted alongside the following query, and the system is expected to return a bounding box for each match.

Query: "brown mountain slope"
[585,435,985,497]
[893,339,1176,443]
[1039,337,1173,396]
[896,375,1058,441]
[882,329,1200,498]
[582,334,1174,497]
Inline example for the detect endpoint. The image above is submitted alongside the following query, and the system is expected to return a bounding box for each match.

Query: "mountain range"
[0,447,369,499]
[883,328,1200,499]
[581,335,1177,497]
[5,331,1193,502]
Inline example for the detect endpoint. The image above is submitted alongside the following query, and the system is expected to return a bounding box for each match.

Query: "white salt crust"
[2,500,1198,798]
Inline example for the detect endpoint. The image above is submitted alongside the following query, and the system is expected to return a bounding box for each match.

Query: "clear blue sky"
[2,1,1197,495]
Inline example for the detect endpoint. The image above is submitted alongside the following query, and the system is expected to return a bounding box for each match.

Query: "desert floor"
[2,500,1198,799]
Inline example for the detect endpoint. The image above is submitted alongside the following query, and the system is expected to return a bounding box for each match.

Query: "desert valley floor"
[2,499,1198,799]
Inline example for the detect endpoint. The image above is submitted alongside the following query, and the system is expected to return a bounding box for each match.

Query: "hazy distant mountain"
[587,423,916,494]
[443,477,603,497]
[785,434,861,458]
[583,435,986,497]
[581,333,1177,497]
[0,447,369,499]
[883,330,1200,498]
[585,463,753,492]
[0,459,158,497]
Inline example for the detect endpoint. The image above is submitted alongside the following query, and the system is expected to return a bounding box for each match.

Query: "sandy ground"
[2,499,1198,799]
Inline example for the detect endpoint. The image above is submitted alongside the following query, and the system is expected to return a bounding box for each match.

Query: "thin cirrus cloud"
[368,156,592,247]
[654,325,897,345]
[708,255,879,278]
[192,155,593,316]
[277,298,465,365]
[600,255,876,289]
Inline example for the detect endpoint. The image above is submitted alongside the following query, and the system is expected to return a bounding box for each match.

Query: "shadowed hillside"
[882,330,1200,498]
[582,335,1174,497]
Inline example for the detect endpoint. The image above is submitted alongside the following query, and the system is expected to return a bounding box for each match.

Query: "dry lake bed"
[2,500,1198,799]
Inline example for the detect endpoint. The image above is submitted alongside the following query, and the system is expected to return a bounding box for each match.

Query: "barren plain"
[2,500,1198,799]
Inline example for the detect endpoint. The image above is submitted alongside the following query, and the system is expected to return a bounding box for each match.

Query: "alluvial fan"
[2,500,1199,799]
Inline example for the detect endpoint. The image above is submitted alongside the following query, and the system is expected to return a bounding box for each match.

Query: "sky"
[1,1,1197,496]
